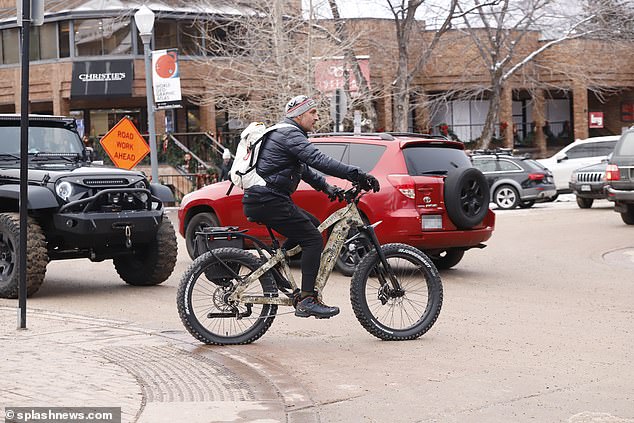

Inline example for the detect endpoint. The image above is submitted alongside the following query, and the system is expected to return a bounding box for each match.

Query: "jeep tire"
[114,218,178,286]
[576,196,594,209]
[444,167,490,229]
[620,204,634,225]
[0,213,48,298]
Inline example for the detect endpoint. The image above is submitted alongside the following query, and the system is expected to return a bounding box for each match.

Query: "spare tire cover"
[444,167,490,229]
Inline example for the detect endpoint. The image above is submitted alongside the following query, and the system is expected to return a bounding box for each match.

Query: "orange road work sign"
[100,117,150,170]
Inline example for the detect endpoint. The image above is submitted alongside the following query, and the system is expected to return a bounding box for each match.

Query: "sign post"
[100,117,150,170]
[17,0,44,329]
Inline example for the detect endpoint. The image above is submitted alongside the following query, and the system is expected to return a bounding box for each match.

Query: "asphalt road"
[2,196,633,422]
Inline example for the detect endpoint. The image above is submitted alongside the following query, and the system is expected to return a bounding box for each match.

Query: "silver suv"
[605,128,634,224]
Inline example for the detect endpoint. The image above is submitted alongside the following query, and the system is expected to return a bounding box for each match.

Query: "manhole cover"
[603,247,634,268]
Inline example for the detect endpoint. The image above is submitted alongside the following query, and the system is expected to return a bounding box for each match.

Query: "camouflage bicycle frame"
[228,201,366,306]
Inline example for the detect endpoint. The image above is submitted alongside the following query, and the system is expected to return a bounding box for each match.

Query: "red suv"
[178,133,495,274]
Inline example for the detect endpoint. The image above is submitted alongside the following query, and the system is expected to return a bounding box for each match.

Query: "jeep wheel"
[185,212,219,260]
[114,218,177,286]
[620,205,634,225]
[0,213,48,298]
[429,249,465,270]
[576,196,594,209]
[444,167,490,229]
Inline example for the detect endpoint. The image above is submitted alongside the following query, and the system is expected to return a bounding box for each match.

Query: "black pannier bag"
[193,226,244,257]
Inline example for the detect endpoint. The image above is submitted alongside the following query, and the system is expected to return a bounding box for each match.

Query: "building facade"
[1,1,632,159]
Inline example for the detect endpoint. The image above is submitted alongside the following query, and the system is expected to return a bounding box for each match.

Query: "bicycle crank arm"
[208,304,252,319]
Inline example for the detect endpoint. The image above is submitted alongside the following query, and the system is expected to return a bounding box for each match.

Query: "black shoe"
[294,295,340,319]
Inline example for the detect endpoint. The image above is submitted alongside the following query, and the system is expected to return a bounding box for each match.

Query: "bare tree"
[455,0,625,148]
[326,0,378,131]
[384,0,461,131]
[186,0,358,135]
[187,0,308,123]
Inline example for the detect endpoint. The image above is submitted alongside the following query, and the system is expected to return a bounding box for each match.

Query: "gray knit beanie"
[285,95,317,118]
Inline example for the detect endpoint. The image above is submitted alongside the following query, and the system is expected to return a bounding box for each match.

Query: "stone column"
[572,83,588,140]
[154,109,166,134]
[499,87,513,148]
[533,89,546,157]
[200,102,217,136]
[52,78,69,116]
[14,68,22,113]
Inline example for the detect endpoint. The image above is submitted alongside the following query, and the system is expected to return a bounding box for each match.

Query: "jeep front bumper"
[52,188,165,249]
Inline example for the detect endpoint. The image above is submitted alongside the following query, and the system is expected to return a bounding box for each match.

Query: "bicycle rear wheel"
[350,243,443,341]
[177,247,278,345]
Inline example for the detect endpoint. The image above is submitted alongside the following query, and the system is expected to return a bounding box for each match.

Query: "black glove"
[357,173,380,192]
[323,184,345,202]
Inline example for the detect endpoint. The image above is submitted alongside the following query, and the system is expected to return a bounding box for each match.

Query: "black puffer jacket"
[255,118,361,196]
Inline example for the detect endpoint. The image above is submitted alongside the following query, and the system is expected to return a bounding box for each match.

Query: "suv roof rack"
[471,148,513,156]
[308,132,450,141]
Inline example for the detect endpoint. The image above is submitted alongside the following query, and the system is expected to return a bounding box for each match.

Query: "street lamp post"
[134,5,159,183]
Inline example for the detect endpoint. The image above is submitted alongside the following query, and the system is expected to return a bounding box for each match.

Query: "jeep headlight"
[134,180,149,202]
[55,181,74,201]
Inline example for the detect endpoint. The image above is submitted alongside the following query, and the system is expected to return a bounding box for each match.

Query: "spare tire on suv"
[444,167,490,229]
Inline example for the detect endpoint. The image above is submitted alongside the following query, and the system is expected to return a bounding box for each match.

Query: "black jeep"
[606,127,634,224]
[0,114,177,298]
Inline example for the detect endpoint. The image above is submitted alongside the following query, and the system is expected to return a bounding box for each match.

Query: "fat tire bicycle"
[177,183,443,345]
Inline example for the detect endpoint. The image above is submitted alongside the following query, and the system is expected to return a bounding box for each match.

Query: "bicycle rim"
[351,243,443,340]
[177,248,277,345]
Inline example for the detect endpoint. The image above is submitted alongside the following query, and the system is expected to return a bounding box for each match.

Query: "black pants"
[243,196,322,293]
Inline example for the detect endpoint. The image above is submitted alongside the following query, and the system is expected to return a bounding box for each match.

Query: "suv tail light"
[606,164,620,181]
[387,174,415,199]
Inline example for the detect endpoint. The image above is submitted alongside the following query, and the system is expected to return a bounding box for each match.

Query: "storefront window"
[154,20,177,50]
[2,29,19,64]
[29,27,40,60]
[59,21,70,58]
[205,22,245,56]
[39,23,58,60]
[186,106,200,132]
[75,18,132,56]
[178,21,201,56]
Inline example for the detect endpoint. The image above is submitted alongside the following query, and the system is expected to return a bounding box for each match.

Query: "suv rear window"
[615,132,634,156]
[403,146,470,175]
[314,142,386,173]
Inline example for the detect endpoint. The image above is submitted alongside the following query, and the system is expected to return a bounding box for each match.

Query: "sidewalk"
[0,306,316,423]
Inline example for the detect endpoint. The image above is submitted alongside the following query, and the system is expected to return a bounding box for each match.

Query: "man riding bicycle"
[242,95,379,319]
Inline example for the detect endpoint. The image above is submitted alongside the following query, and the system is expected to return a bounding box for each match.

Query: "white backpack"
[228,122,293,193]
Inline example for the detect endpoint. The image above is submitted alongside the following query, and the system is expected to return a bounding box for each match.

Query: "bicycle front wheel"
[177,247,278,345]
[350,243,443,341]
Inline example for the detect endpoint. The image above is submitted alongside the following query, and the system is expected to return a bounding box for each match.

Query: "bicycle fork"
[358,222,405,304]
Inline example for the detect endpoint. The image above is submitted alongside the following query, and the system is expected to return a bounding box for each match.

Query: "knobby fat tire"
[177,247,277,345]
[350,243,443,341]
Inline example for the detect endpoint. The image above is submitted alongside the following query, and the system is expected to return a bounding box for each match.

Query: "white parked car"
[537,136,619,194]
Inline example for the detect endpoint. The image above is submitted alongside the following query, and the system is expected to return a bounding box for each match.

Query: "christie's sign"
[71,60,133,97]
[78,72,126,82]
